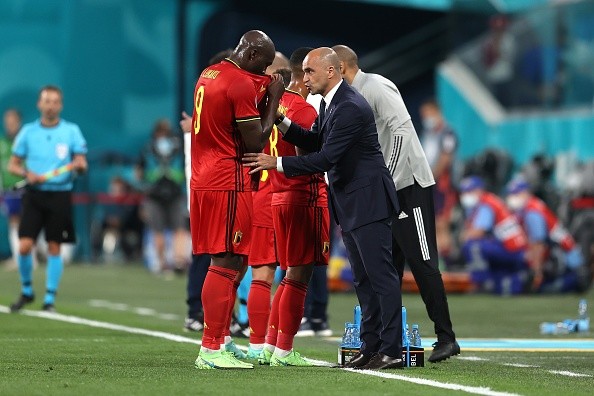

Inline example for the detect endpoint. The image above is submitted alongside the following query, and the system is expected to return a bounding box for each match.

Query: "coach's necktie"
[319,98,327,126]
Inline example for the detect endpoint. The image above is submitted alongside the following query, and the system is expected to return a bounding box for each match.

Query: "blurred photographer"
[506,177,591,293]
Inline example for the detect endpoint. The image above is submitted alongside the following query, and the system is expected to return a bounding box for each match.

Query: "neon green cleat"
[224,340,247,359]
[194,350,253,370]
[270,350,313,367]
[246,346,263,360]
[258,348,273,365]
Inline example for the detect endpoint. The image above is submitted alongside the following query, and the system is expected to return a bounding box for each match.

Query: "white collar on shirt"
[322,79,343,110]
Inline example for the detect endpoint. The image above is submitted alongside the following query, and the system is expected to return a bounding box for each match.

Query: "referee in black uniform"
[334,45,459,363]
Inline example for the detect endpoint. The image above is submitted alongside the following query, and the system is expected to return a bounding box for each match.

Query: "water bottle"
[577,299,589,332]
[411,324,422,347]
[352,323,362,348]
[341,322,353,347]
[540,320,577,334]
[343,322,361,348]
[354,305,362,329]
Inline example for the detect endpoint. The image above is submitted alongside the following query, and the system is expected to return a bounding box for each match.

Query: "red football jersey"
[190,59,271,191]
[251,124,280,227]
[270,90,328,207]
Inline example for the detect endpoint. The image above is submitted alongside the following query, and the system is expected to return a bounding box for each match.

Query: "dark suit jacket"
[282,81,399,232]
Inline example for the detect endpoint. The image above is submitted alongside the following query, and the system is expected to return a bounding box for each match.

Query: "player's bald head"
[238,30,275,53]
[332,45,358,68]
[231,30,276,74]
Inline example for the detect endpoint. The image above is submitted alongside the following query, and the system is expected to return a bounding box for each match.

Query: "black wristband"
[274,114,285,126]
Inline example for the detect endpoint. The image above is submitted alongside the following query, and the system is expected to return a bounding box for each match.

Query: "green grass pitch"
[0,263,593,395]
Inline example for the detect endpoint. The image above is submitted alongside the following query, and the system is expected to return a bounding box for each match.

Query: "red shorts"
[272,205,330,270]
[247,225,277,266]
[190,190,252,256]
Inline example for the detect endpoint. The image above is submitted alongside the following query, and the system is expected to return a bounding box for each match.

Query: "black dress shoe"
[357,353,404,370]
[343,351,375,368]
[428,341,460,363]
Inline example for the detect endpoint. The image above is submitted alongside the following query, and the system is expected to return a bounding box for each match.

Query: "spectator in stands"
[506,177,591,293]
[1,108,23,268]
[459,176,530,295]
[92,176,143,261]
[420,98,458,262]
[136,119,188,275]
[481,14,516,107]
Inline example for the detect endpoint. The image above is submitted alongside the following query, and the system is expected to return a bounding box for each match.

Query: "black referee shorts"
[19,189,76,244]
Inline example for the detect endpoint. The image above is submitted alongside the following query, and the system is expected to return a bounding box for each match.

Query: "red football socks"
[276,278,308,351]
[200,266,238,350]
[247,280,272,344]
[223,280,241,339]
[264,279,286,347]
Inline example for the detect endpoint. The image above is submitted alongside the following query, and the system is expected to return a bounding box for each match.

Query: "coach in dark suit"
[244,47,403,369]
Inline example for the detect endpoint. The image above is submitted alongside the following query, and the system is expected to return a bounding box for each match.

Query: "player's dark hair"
[289,47,314,70]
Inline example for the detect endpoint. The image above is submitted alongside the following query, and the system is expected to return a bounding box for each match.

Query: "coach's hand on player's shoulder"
[267,74,285,99]
[242,152,277,174]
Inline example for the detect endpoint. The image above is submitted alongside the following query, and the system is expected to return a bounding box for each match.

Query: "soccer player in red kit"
[257,48,330,366]
[244,56,289,360]
[190,30,285,370]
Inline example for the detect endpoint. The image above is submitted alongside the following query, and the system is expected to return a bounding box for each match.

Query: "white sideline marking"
[548,370,592,378]
[458,355,591,378]
[0,305,201,346]
[348,369,521,396]
[88,299,181,321]
[1,304,516,395]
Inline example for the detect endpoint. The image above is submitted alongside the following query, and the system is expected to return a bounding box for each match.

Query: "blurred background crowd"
[1,0,593,296]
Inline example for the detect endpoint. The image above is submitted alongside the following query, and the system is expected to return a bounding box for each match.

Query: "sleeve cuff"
[276,157,284,173]
[277,117,291,134]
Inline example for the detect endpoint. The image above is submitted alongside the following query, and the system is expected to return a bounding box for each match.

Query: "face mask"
[506,195,526,211]
[155,136,173,157]
[422,116,438,131]
[460,193,480,208]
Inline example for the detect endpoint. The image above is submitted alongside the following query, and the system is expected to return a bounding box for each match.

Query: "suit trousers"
[392,181,456,343]
[342,217,403,358]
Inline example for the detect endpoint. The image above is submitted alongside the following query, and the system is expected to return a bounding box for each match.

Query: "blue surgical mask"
[155,137,174,157]
[460,193,480,209]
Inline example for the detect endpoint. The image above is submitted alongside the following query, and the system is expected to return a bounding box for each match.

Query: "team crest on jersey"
[232,231,243,246]
[55,143,69,160]
[322,241,330,255]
